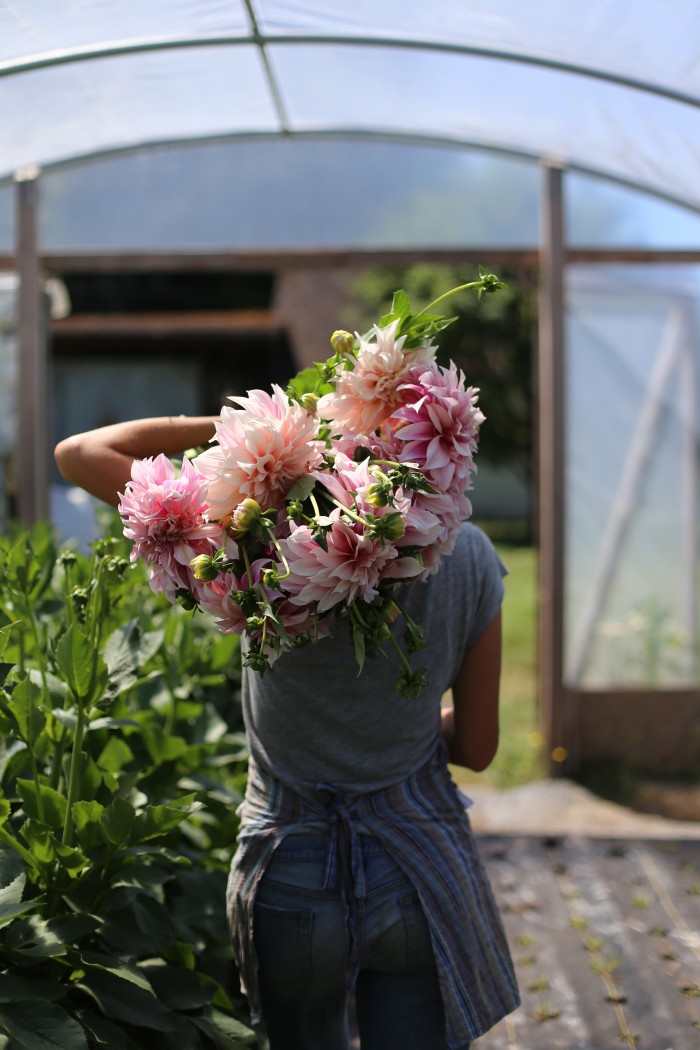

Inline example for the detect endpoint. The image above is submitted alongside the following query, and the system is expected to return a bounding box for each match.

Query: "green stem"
[0,825,36,869]
[329,497,373,529]
[62,704,85,847]
[387,632,413,675]
[349,604,370,631]
[389,596,417,629]
[28,747,45,824]
[414,280,484,321]
[26,610,50,705]
[309,492,322,518]
[265,530,291,581]
[241,544,254,587]
[49,729,67,792]
[87,558,107,649]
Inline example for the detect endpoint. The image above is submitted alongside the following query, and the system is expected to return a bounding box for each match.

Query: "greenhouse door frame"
[539,163,700,776]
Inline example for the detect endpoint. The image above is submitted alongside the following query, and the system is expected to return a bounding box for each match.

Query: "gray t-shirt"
[241,523,507,793]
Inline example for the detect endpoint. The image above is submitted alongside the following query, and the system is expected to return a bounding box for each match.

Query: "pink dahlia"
[280,516,423,613]
[119,454,223,600]
[313,453,443,552]
[409,488,474,578]
[194,385,322,519]
[390,362,484,492]
[196,563,332,660]
[318,320,436,435]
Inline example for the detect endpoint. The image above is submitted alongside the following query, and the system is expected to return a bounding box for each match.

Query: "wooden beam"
[4,247,700,275]
[538,163,571,774]
[0,248,540,274]
[15,168,48,525]
[51,309,281,337]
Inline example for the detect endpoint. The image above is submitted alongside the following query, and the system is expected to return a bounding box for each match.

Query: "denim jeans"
[253,831,456,1050]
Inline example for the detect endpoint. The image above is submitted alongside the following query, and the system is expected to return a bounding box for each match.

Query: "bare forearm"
[54,416,217,507]
[443,612,502,772]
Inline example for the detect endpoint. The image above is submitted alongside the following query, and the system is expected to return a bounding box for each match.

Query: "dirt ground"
[463,778,700,840]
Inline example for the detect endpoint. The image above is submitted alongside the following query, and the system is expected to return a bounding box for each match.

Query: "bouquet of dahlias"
[118,271,503,697]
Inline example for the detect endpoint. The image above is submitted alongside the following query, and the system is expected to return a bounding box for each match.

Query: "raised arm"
[54,416,217,508]
[441,610,502,772]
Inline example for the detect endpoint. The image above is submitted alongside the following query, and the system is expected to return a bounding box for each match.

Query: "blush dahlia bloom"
[280,516,422,613]
[318,320,436,436]
[409,488,475,578]
[390,362,484,492]
[196,563,333,661]
[195,385,322,519]
[118,454,223,599]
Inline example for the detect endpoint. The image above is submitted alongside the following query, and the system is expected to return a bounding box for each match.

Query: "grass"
[450,544,544,790]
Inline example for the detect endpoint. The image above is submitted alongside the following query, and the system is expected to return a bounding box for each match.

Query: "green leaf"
[27,668,67,703]
[0,623,21,661]
[94,736,134,775]
[193,1008,257,1049]
[286,364,332,400]
[112,862,170,898]
[142,724,189,764]
[51,707,77,732]
[391,288,412,319]
[88,716,140,732]
[75,971,178,1032]
[0,796,10,828]
[0,900,40,929]
[0,665,15,689]
[0,741,29,790]
[17,822,87,876]
[80,951,155,993]
[351,624,366,675]
[0,1001,87,1050]
[71,800,105,851]
[132,795,199,842]
[46,912,100,944]
[139,962,212,1010]
[18,820,55,865]
[8,677,45,743]
[286,475,316,502]
[74,1010,136,1050]
[0,974,66,1003]
[99,797,135,848]
[0,846,25,899]
[5,915,68,959]
[103,622,163,697]
[54,626,108,705]
[17,779,67,828]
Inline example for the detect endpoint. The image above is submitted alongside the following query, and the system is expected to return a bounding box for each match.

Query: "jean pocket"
[398,893,436,973]
[254,902,314,981]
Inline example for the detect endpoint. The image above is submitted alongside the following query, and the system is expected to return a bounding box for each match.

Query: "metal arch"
[2,30,700,112]
[2,127,700,216]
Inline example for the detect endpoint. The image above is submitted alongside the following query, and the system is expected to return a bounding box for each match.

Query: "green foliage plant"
[0,521,255,1049]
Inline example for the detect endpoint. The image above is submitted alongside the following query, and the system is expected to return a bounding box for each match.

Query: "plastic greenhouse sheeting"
[2,0,700,213]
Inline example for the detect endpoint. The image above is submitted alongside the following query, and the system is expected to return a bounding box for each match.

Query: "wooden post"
[15,166,48,525]
[538,163,572,773]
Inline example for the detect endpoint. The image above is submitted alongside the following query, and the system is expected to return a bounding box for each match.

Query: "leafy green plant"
[0,522,253,1048]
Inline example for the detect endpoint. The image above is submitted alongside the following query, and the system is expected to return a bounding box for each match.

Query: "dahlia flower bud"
[383,600,401,623]
[229,498,263,538]
[330,330,355,355]
[190,554,219,582]
[300,392,319,414]
[374,512,405,542]
[365,482,391,508]
[176,589,198,611]
[262,567,280,588]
